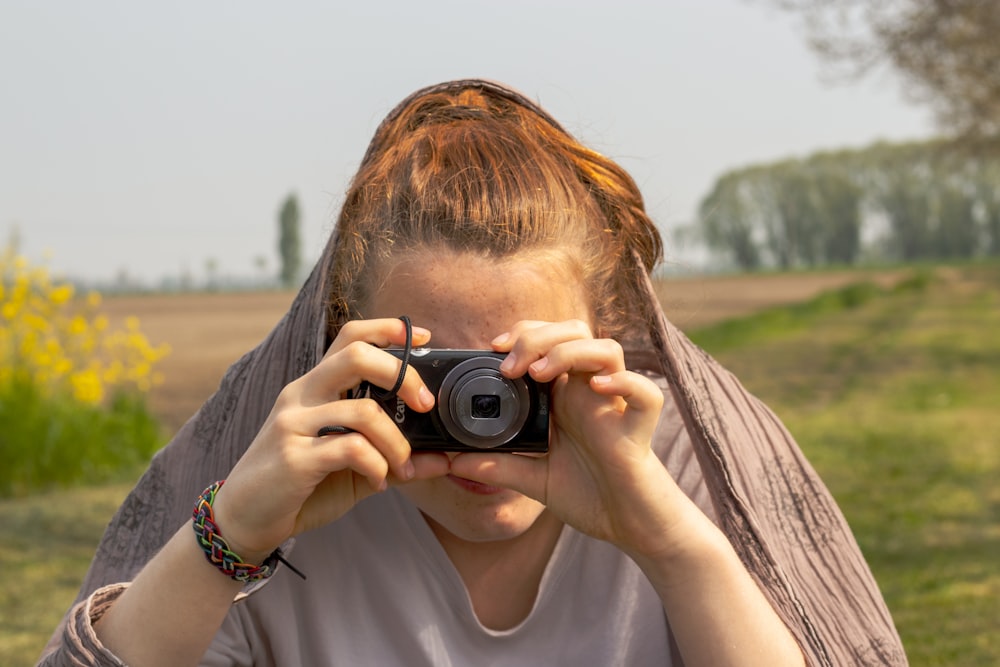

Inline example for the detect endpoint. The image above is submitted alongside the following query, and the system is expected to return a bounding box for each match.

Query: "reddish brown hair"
[327,81,662,339]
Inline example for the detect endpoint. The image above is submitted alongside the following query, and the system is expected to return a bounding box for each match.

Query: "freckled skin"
[365,252,590,545]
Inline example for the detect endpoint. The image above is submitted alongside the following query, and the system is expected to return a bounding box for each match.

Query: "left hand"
[449,319,695,560]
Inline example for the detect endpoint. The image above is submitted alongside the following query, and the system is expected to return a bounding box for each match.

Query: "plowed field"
[103,270,903,433]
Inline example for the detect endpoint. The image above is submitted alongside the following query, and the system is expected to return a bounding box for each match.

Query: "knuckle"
[271,407,302,434]
[510,320,537,336]
[316,436,376,476]
[569,319,593,337]
[352,397,386,422]
[277,372,311,401]
[337,319,363,341]
[634,372,665,407]
[342,340,371,365]
[335,434,368,459]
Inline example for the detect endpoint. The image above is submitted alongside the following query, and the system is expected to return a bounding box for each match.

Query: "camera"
[373,349,550,452]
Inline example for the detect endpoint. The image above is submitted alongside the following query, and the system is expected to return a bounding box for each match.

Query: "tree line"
[697,139,1000,270]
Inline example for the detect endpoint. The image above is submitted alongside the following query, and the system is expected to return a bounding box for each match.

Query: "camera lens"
[471,394,501,419]
[437,356,532,448]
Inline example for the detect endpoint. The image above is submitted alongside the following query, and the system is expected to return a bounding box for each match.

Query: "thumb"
[450,452,548,504]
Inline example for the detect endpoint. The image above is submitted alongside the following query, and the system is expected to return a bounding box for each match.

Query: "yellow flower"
[49,284,74,306]
[69,369,104,404]
[2,246,169,404]
[68,315,88,336]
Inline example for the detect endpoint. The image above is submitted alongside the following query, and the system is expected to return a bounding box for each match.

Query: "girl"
[42,80,904,666]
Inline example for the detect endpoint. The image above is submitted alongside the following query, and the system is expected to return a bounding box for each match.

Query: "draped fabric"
[41,80,906,666]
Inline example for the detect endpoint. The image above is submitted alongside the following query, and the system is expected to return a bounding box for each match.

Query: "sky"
[1,1,935,285]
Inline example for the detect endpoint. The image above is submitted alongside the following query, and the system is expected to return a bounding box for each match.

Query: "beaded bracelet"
[192,480,306,582]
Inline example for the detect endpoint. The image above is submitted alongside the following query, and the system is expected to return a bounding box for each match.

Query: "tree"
[697,138,1000,268]
[769,0,1000,148]
[204,257,220,291]
[699,173,763,270]
[253,255,270,288]
[277,193,302,288]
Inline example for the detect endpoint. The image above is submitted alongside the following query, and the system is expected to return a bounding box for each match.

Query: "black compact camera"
[373,349,550,452]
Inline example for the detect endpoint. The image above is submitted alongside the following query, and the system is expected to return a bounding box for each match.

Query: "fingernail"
[413,326,431,340]
[529,357,548,374]
[491,332,511,346]
[592,374,613,385]
[403,460,416,480]
[499,353,517,374]
[378,478,389,492]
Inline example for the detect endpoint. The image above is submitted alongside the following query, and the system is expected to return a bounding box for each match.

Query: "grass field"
[3,265,997,665]
[688,264,1000,665]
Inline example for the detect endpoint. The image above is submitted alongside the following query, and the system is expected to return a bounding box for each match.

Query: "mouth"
[446,474,505,495]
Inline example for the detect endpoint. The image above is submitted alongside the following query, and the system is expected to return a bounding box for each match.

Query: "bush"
[0,247,170,496]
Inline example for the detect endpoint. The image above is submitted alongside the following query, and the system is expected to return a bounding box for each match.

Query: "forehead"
[364,251,591,348]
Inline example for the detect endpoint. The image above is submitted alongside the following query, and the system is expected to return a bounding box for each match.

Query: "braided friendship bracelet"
[192,481,306,582]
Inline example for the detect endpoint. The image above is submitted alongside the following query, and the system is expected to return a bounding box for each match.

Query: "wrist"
[627,519,733,588]
[192,481,304,582]
[206,484,272,562]
[610,453,725,565]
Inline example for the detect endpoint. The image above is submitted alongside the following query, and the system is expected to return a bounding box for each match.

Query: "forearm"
[93,524,246,667]
[628,499,805,667]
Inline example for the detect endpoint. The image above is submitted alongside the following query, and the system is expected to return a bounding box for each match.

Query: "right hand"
[209,318,450,562]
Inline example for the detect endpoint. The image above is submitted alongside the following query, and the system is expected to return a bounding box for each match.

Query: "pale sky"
[1,1,934,285]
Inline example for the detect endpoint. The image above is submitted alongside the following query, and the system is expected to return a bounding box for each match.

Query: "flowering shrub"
[0,247,170,496]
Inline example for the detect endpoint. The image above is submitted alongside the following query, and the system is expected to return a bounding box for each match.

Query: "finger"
[311,443,450,494]
[406,451,452,481]
[490,320,551,352]
[308,398,416,481]
[589,371,665,430]
[497,319,593,377]
[326,318,431,357]
[302,340,435,410]
[310,430,393,492]
[302,450,451,532]
[526,338,627,383]
[449,452,548,504]
[589,371,663,409]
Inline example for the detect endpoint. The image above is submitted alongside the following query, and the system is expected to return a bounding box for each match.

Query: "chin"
[399,481,546,543]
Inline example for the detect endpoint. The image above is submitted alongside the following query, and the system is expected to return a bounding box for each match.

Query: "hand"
[210,318,451,561]
[449,319,698,560]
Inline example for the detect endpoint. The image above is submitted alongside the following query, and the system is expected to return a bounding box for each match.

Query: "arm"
[613,453,806,666]
[451,320,805,666]
[92,319,450,667]
[93,522,247,666]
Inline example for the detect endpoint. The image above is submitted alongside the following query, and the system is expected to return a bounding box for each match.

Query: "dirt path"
[102,269,903,433]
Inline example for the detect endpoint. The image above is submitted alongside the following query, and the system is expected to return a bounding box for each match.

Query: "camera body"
[374,349,550,452]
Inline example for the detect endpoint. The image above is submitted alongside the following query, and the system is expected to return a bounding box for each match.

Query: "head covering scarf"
[43,80,906,666]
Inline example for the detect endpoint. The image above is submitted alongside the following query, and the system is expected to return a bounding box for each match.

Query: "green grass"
[689,264,1000,665]
[2,264,997,665]
[0,482,134,665]
[0,383,165,497]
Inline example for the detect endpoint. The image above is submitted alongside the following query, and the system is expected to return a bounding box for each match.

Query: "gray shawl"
[42,80,906,666]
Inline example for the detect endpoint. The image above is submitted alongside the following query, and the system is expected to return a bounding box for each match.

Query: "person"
[40,79,906,666]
